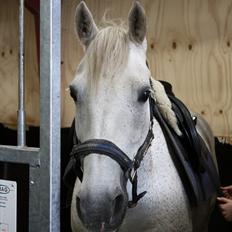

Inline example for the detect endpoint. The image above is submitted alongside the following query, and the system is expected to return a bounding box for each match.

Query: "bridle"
[63,80,155,208]
[63,77,221,209]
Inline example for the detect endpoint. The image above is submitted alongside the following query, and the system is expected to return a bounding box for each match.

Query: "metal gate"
[0,0,61,231]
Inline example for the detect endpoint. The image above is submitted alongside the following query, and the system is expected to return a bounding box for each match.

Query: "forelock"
[83,23,129,85]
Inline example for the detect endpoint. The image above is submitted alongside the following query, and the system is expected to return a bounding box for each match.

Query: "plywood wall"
[0,0,232,138]
[0,0,39,126]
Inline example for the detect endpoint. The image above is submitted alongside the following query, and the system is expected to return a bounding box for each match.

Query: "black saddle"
[157,81,220,205]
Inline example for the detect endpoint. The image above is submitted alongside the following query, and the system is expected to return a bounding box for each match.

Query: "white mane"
[150,78,182,136]
[83,24,129,84]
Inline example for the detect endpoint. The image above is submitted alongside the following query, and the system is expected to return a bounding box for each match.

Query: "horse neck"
[125,117,192,231]
[135,117,183,191]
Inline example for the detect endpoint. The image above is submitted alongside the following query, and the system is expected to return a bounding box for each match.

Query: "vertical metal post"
[18,0,26,146]
[39,0,61,231]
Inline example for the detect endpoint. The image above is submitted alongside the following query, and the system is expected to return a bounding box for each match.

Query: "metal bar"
[28,166,41,231]
[18,0,26,146]
[38,0,61,231]
[0,146,39,167]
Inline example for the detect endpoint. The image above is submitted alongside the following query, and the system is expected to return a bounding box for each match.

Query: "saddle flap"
[152,92,220,206]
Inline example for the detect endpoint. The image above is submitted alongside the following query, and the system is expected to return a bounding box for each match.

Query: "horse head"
[69,1,152,231]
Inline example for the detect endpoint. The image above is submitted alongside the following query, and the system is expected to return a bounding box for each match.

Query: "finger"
[217,197,230,203]
[221,185,232,190]
[218,204,227,213]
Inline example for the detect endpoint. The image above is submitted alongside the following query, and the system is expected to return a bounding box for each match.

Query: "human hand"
[221,185,232,199]
[217,197,232,221]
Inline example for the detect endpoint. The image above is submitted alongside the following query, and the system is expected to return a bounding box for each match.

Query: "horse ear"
[75,1,98,47]
[128,1,146,44]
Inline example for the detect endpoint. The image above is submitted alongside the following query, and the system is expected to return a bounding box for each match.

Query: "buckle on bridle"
[128,167,148,208]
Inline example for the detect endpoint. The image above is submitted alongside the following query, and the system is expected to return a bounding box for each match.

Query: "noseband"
[63,94,155,208]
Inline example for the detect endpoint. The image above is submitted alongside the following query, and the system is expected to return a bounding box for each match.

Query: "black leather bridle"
[63,88,155,208]
[63,79,221,209]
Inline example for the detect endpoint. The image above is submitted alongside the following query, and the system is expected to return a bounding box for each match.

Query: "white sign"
[0,179,17,232]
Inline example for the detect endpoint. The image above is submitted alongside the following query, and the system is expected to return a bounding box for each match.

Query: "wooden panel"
[61,0,232,136]
[0,0,19,126]
[0,0,232,137]
[0,0,39,127]
[24,4,40,125]
[145,0,232,137]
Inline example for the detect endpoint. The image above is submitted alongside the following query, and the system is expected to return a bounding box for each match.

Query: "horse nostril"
[113,194,124,217]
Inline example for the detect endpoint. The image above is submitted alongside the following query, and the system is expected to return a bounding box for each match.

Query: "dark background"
[0,124,231,232]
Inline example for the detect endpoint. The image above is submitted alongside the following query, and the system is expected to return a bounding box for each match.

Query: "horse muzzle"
[76,188,127,231]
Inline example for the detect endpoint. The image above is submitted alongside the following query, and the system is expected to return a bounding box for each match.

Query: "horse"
[65,1,219,231]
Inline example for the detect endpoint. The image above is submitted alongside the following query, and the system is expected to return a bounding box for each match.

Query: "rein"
[63,87,155,208]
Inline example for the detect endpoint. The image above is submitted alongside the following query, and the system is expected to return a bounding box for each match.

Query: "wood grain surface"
[0,0,231,138]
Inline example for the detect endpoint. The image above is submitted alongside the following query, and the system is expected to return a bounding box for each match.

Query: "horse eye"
[138,89,151,102]
[69,86,77,102]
